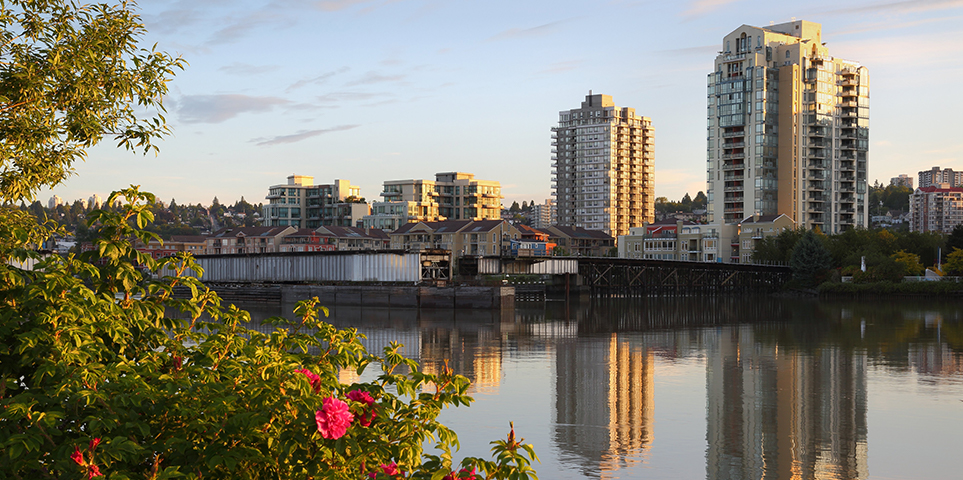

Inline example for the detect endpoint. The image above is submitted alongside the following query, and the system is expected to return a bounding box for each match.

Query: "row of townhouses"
[132,223,615,260]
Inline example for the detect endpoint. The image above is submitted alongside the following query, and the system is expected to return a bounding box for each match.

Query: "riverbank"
[818,279,963,297]
[175,283,517,309]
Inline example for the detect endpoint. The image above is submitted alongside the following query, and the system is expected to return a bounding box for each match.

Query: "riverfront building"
[706,20,869,233]
[389,220,520,257]
[263,175,367,229]
[552,93,655,238]
[617,214,794,264]
[362,172,503,231]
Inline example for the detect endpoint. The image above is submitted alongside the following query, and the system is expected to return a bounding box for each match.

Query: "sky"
[40,0,963,208]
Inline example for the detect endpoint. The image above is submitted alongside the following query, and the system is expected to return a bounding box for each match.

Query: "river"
[238,296,963,480]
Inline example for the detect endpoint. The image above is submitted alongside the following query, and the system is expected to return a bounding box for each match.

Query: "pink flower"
[88,464,103,479]
[368,462,402,478]
[444,467,477,480]
[295,368,322,394]
[71,446,85,465]
[348,389,377,426]
[347,389,374,406]
[88,437,101,452]
[315,397,353,439]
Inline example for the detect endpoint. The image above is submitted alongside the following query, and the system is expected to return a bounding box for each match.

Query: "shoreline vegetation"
[816,279,963,296]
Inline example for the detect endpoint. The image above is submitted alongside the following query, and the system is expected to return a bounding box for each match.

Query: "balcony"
[722,162,746,171]
[722,130,745,138]
[722,151,745,160]
[723,141,745,149]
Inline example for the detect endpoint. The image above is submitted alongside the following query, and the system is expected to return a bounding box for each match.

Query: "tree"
[509,201,520,212]
[944,248,963,276]
[947,224,963,254]
[693,191,707,209]
[790,230,832,287]
[0,1,183,204]
[891,250,924,276]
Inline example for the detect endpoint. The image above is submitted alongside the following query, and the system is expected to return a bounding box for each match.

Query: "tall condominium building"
[531,199,556,229]
[910,185,963,233]
[706,21,869,233]
[263,175,367,228]
[552,93,655,237]
[918,167,963,188]
[890,174,913,189]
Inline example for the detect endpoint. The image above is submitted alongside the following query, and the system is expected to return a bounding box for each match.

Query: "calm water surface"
[239,297,963,480]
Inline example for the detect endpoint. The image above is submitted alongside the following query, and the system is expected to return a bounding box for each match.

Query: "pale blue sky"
[41,0,963,208]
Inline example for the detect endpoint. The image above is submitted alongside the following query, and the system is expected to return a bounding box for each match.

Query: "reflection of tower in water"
[706,326,868,480]
[554,334,654,478]
[419,326,502,394]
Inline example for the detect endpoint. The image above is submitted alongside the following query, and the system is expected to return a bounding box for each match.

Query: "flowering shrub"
[0,188,539,479]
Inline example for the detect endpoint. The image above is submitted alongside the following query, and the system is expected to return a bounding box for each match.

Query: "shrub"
[0,188,539,480]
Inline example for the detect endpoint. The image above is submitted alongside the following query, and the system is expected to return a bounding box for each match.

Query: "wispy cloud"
[824,0,963,15]
[487,20,567,42]
[208,11,294,45]
[314,0,372,12]
[657,44,719,56]
[219,62,280,75]
[313,0,405,13]
[253,125,360,146]
[178,94,290,124]
[316,91,388,104]
[287,67,351,92]
[538,60,582,74]
[345,71,406,86]
[829,14,963,36]
[680,0,741,20]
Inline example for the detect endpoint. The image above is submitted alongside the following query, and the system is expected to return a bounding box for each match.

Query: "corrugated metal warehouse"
[188,251,422,283]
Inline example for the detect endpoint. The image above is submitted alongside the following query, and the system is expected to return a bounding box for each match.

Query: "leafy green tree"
[891,250,924,276]
[944,248,963,276]
[693,191,707,210]
[0,1,183,203]
[790,230,832,287]
[946,224,963,254]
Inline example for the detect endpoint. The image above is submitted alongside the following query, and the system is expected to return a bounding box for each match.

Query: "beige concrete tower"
[706,21,869,232]
[552,93,655,238]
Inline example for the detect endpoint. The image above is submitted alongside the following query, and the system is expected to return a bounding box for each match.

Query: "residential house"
[206,226,296,255]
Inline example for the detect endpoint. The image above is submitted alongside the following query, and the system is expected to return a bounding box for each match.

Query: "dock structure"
[576,257,791,295]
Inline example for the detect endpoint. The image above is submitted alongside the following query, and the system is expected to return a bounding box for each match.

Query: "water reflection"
[705,326,867,480]
[226,297,963,480]
[554,335,654,478]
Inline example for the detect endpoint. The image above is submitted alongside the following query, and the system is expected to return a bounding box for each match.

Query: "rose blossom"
[368,462,402,478]
[294,368,322,394]
[444,467,477,480]
[347,389,377,426]
[315,396,353,439]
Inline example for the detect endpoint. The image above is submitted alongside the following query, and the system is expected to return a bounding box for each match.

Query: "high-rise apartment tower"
[706,21,869,232]
[552,93,655,237]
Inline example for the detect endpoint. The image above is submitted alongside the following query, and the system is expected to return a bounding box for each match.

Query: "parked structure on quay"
[552,92,655,238]
[706,20,869,233]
